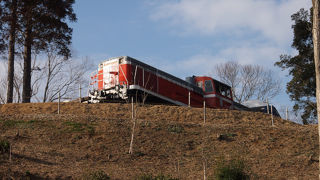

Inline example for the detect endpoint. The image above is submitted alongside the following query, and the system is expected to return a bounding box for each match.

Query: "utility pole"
[312,0,320,179]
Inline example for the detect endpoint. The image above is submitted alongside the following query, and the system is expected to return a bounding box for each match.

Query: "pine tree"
[6,0,17,104]
[0,0,76,103]
[20,0,76,102]
[275,8,316,124]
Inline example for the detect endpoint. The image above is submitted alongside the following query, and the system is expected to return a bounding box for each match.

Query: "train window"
[226,89,231,98]
[197,81,203,89]
[215,82,232,98]
[204,80,213,92]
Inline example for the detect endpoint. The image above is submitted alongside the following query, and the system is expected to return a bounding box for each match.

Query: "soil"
[0,102,318,179]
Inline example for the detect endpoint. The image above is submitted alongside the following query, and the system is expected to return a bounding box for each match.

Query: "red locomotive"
[89,56,247,110]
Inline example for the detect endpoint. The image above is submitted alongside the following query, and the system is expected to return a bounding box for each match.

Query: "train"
[88,56,279,116]
[88,56,249,110]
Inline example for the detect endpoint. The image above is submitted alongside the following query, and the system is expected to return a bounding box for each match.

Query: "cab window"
[197,81,203,89]
[204,80,213,92]
[215,82,232,98]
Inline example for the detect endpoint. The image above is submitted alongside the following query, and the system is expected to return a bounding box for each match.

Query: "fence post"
[79,84,82,103]
[203,159,207,180]
[188,91,191,107]
[266,98,269,114]
[58,92,60,114]
[9,143,12,162]
[271,104,274,126]
[203,101,206,124]
[286,106,288,120]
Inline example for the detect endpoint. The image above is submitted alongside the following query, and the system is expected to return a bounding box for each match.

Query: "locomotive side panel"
[157,76,204,107]
[190,91,204,108]
[136,66,143,87]
[123,59,204,107]
[143,70,158,92]
[118,63,132,86]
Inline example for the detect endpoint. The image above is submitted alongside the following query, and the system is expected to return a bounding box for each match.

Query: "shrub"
[3,119,37,129]
[64,121,85,132]
[136,174,179,180]
[64,121,95,136]
[82,170,110,180]
[0,139,10,154]
[167,124,184,134]
[214,159,249,180]
[87,125,95,137]
[217,133,237,142]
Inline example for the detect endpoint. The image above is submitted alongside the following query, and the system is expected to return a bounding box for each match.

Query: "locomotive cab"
[194,76,233,109]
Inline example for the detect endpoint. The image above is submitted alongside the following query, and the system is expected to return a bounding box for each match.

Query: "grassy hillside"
[0,102,318,179]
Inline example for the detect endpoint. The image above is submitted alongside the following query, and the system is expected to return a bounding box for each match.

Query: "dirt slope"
[0,102,318,179]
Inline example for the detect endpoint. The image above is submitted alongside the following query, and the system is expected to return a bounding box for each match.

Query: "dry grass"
[0,102,318,179]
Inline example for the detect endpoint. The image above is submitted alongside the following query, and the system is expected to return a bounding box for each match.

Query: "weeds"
[167,124,184,134]
[217,133,237,142]
[134,151,146,157]
[87,125,95,137]
[141,121,151,128]
[0,139,10,154]
[269,137,276,142]
[3,119,38,129]
[82,170,110,180]
[64,121,95,135]
[214,158,249,180]
[136,174,179,180]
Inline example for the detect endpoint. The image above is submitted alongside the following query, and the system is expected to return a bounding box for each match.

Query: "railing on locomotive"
[89,70,105,91]
[89,70,98,91]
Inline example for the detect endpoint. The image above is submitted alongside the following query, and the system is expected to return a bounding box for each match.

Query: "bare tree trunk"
[129,97,136,154]
[22,24,32,103]
[43,58,52,103]
[6,0,17,103]
[312,0,320,179]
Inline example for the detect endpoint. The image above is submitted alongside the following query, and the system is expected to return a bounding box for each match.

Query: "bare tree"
[37,48,90,102]
[42,48,64,102]
[0,75,6,104]
[0,47,89,104]
[214,61,281,103]
[215,61,241,93]
[13,53,42,102]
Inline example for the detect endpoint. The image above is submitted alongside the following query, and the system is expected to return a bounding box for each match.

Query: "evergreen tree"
[0,0,76,103]
[20,0,76,102]
[0,1,7,53]
[0,0,20,104]
[275,8,316,124]
[5,0,17,104]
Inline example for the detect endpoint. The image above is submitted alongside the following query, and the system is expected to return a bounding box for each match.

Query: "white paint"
[102,58,119,89]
